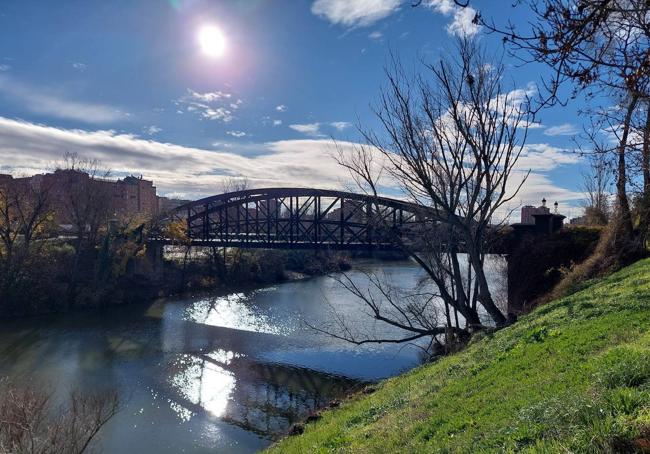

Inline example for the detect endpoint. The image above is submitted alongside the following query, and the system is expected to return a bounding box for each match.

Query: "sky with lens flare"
[0,0,594,219]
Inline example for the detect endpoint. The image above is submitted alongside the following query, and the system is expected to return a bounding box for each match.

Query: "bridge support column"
[143,242,164,282]
[505,255,522,318]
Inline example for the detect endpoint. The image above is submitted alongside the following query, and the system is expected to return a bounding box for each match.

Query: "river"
[0,260,438,453]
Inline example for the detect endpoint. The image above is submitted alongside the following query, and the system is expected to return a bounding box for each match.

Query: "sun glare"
[197,24,226,58]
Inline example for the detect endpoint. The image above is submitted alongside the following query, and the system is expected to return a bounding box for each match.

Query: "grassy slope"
[268,259,650,453]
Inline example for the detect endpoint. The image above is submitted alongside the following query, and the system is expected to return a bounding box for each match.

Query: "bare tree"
[581,152,612,225]
[0,176,54,312]
[55,153,112,303]
[57,153,112,246]
[0,177,53,268]
[636,101,650,242]
[221,176,250,194]
[482,0,650,106]
[0,380,118,454]
[310,271,466,352]
[328,39,530,347]
[482,0,650,256]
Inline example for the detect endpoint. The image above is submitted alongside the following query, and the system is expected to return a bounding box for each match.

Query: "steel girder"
[158,188,435,250]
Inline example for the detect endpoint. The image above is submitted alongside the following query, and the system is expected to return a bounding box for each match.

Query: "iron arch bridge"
[156,188,435,251]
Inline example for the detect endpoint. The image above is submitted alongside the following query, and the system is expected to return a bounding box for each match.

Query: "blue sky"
[0,0,589,218]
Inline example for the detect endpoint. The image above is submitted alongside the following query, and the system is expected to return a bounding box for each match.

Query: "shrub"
[0,380,118,454]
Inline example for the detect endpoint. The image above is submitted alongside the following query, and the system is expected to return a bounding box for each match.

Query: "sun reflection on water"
[169,351,238,419]
[183,293,290,335]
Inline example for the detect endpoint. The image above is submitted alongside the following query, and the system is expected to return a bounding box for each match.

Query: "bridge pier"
[505,255,521,318]
[141,242,164,282]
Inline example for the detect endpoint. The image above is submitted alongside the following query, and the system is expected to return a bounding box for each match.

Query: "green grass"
[268,258,650,453]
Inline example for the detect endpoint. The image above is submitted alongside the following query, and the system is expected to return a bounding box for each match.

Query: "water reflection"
[164,350,361,439]
[165,288,366,438]
[169,351,237,419]
[184,293,288,336]
[0,261,424,453]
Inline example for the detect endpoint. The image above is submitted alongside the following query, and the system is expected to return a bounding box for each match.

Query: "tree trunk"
[638,103,650,246]
[410,250,482,327]
[468,247,507,327]
[615,94,639,238]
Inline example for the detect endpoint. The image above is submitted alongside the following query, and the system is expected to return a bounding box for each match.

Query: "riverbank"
[0,247,351,319]
[268,258,650,452]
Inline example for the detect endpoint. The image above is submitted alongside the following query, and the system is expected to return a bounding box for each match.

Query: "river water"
[0,260,434,453]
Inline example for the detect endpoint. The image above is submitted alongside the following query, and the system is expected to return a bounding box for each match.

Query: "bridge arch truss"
[161,188,431,251]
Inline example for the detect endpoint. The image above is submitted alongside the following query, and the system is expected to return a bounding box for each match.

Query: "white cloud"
[226,130,246,138]
[201,107,233,122]
[144,125,162,135]
[263,139,389,190]
[494,82,543,129]
[187,89,231,103]
[518,143,581,171]
[176,89,235,123]
[289,122,324,137]
[273,119,282,126]
[0,64,10,72]
[290,121,351,136]
[0,74,126,124]
[502,83,537,106]
[544,123,579,137]
[72,62,87,71]
[499,142,584,219]
[427,0,454,14]
[0,117,374,198]
[330,121,352,131]
[275,104,287,112]
[311,0,401,27]
[501,171,584,222]
[0,117,583,211]
[446,6,480,37]
[427,0,480,37]
[368,31,383,40]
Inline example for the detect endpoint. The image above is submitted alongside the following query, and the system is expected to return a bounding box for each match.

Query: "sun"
[197,24,226,58]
